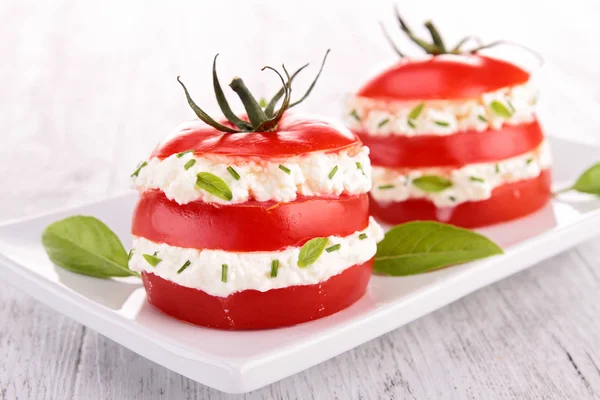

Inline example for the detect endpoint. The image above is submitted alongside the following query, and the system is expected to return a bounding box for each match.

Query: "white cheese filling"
[371,141,551,207]
[129,217,384,297]
[344,81,538,136]
[132,147,372,205]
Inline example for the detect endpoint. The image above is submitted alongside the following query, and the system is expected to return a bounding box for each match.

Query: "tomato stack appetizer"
[128,53,383,330]
[345,11,552,228]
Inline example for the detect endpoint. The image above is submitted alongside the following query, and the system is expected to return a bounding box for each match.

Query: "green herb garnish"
[356,162,366,176]
[378,118,390,128]
[184,159,196,170]
[495,164,500,173]
[41,216,139,278]
[350,109,361,121]
[478,115,488,123]
[434,120,450,127]
[176,150,194,158]
[221,264,228,282]
[270,260,279,278]
[131,161,148,178]
[196,172,233,201]
[470,176,484,183]
[374,221,503,276]
[227,166,241,180]
[298,238,328,268]
[408,102,425,120]
[526,158,533,165]
[278,165,291,174]
[143,254,162,267]
[177,260,191,274]
[378,184,395,190]
[359,233,368,240]
[127,249,134,261]
[489,100,513,118]
[407,119,417,129]
[326,244,341,253]
[328,165,338,179]
[413,175,453,192]
[555,162,600,196]
[449,196,457,202]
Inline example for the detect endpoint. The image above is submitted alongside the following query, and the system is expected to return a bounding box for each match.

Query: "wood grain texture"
[2,0,600,398]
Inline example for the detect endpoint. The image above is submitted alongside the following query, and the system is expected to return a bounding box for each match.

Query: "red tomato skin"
[142,258,373,330]
[152,114,361,159]
[132,191,370,252]
[357,55,530,101]
[370,170,551,228]
[356,120,544,168]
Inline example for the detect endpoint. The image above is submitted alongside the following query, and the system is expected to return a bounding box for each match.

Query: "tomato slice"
[132,190,369,252]
[356,120,544,168]
[357,55,530,101]
[152,114,361,159]
[370,170,551,228]
[142,258,373,330]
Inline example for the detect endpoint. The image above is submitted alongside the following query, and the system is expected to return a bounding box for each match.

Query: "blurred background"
[2,0,600,220]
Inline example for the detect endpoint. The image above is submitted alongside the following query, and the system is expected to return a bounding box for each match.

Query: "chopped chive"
[350,109,361,121]
[127,249,134,261]
[495,164,500,173]
[259,97,267,108]
[131,161,148,177]
[326,244,341,253]
[359,233,368,240]
[526,158,533,165]
[378,184,395,190]
[356,162,366,176]
[377,118,390,128]
[478,115,488,123]
[278,165,291,174]
[177,150,194,158]
[408,102,425,120]
[507,100,516,112]
[470,176,485,183]
[328,165,338,179]
[270,260,279,278]
[434,120,450,127]
[177,260,191,274]
[449,196,457,202]
[227,166,241,180]
[184,159,196,170]
[407,119,417,129]
[142,254,161,267]
[221,264,228,283]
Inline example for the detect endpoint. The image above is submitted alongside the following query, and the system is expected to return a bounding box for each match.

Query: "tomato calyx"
[176,50,330,134]
[382,6,541,63]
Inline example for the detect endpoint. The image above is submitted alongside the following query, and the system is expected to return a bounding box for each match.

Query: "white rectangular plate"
[1,137,599,394]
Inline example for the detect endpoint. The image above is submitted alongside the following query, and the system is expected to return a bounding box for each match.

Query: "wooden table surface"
[2,0,600,398]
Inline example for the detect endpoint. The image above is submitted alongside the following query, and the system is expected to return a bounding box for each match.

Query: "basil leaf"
[571,162,600,195]
[41,216,138,278]
[489,100,513,118]
[413,175,453,192]
[298,237,328,268]
[408,102,425,120]
[196,172,233,201]
[374,221,503,276]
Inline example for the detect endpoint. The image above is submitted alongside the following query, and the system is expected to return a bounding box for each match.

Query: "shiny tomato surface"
[357,55,530,101]
[132,190,369,252]
[152,114,361,159]
[370,170,551,228]
[357,120,544,168]
[142,258,373,330]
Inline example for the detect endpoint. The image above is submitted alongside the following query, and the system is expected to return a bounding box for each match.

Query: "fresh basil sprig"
[555,162,600,196]
[41,216,138,278]
[374,221,503,276]
[298,237,328,268]
[412,175,453,193]
[196,172,233,201]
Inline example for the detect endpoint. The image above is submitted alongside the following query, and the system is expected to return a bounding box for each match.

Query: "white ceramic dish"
[0,137,599,394]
